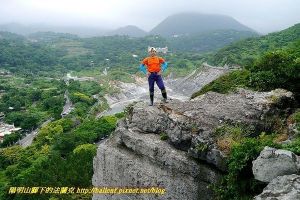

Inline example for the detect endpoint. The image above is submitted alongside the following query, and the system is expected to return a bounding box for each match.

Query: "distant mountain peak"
[150,13,255,36]
[108,25,147,37]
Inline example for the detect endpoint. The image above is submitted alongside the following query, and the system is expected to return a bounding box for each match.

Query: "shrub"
[248,50,300,94]
[0,132,22,147]
[282,138,300,155]
[214,123,254,154]
[212,135,280,200]
[115,112,125,119]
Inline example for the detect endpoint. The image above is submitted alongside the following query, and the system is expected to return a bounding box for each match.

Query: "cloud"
[0,0,299,33]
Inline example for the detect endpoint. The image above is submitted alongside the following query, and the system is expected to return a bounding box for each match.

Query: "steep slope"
[150,13,255,36]
[167,29,258,52]
[0,31,25,41]
[28,31,79,42]
[208,23,300,66]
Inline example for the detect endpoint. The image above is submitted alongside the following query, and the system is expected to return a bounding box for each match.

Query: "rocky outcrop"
[254,174,300,200]
[93,120,221,200]
[252,146,300,182]
[93,88,295,200]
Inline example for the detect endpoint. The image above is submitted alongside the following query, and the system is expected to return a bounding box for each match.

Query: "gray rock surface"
[93,88,295,200]
[93,119,221,200]
[255,174,300,200]
[252,146,300,183]
[166,66,229,96]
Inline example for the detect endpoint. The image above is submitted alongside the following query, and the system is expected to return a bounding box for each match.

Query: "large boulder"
[255,174,300,200]
[252,146,300,183]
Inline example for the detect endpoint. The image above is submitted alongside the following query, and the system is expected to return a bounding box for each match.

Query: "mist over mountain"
[107,25,147,37]
[0,23,109,37]
[0,13,257,38]
[150,13,256,36]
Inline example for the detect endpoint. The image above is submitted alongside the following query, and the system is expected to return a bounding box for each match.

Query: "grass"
[55,41,93,57]
[191,69,250,99]
[160,132,169,140]
[213,123,254,155]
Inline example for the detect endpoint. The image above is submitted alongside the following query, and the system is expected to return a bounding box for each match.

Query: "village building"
[0,122,22,142]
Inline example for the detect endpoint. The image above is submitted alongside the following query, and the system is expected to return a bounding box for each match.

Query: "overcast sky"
[0,0,299,33]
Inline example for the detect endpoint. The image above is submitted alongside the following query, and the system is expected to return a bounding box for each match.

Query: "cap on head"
[148,47,157,52]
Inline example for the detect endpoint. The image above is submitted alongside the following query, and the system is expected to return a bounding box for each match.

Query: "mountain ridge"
[207,23,300,66]
[107,25,147,37]
[150,12,256,36]
[0,13,256,37]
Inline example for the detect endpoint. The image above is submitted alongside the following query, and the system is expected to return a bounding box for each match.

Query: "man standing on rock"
[139,47,168,106]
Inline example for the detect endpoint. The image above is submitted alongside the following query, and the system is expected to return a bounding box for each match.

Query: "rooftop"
[0,122,22,138]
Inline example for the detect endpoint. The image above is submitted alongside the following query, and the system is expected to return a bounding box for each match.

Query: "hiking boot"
[149,101,154,106]
[162,98,168,103]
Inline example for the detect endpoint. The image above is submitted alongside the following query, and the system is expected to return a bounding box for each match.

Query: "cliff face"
[92,120,221,200]
[92,88,295,200]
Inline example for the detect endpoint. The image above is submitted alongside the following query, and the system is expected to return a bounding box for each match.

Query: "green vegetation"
[194,27,300,199]
[282,110,300,154]
[0,30,259,79]
[213,123,300,200]
[208,23,300,66]
[195,143,208,152]
[289,109,300,130]
[192,40,300,100]
[0,32,66,76]
[0,132,22,148]
[212,136,276,200]
[114,112,125,119]
[0,116,117,200]
[282,138,300,154]
[168,30,258,52]
[108,70,135,83]
[191,69,250,98]
[211,109,300,200]
[247,48,300,95]
[160,132,169,140]
[0,33,119,198]
[214,123,254,154]
[0,77,66,130]
[67,80,106,118]
[191,23,300,200]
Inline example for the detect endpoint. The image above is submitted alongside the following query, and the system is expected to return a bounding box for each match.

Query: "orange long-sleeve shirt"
[142,56,165,73]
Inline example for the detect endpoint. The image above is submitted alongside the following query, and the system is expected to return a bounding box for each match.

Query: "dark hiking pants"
[148,72,167,102]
